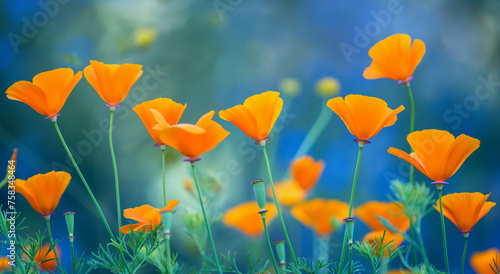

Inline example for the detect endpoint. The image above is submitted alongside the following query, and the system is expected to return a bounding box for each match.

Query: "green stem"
[409,215,418,266]
[70,239,76,274]
[438,189,450,274]
[293,99,332,159]
[45,218,63,272]
[348,245,352,274]
[461,235,469,274]
[339,229,347,273]
[190,162,222,274]
[260,144,298,266]
[166,236,173,274]
[52,121,115,240]
[405,82,417,265]
[162,148,167,207]
[415,223,431,271]
[340,145,364,273]
[109,110,122,239]
[262,215,280,274]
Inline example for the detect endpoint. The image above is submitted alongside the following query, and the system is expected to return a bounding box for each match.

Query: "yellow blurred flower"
[315,77,341,97]
[134,27,158,49]
[279,78,301,97]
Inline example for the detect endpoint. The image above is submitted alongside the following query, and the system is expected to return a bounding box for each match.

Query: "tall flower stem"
[293,99,332,159]
[70,238,76,274]
[165,236,173,274]
[461,234,469,274]
[438,188,450,274]
[339,145,364,273]
[109,109,122,239]
[52,121,115,240]
[45,217,62,271]
[260,143,298,265]
[261,213,280,274]
[162,147,167,207]
[190,162,222,274]
[415,222,431,270]
[404,82,418,265]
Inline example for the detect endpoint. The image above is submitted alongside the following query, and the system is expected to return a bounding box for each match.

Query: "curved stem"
[53,122,115,240]
[190,162,222,274]
[261,144,298,265]
[162,148,167,207]
[461,235,469,274]
[262,216,280,274]
[293,99,332,159]
[438,189,450,274]
[415,223,431,270]
[45,218,63,272]
[109,110,122,239]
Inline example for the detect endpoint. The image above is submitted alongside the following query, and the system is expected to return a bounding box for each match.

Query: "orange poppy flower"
[270,179,307,207]
[363,33,426,83]
[291,198,349,237]
[84,60,143,105]
[291,156,325,191]
[387,270,411,274]
[219,91,283,141]
[133,98,187,144]
[120,201,180,234]
[357,201,410,232]
[15,171,71,216]
[434,192,495,233]
[154,110,230,159]
[6,68,82,118]
[327,95,404,141]
[35,243,61,271]
[222,201,277,238]
[363,230,404,257]
[0,257,11,272]
[388,129,480,182]
[470,248,500,274]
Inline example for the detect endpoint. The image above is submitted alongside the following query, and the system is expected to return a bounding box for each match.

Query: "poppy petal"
[6,81,49,116]
[243,91,283,140]
[443,134,480,180]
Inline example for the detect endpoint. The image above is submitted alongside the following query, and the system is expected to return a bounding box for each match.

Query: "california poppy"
[222,202,277,238]
[84,60,143,105]
[154,110,230,159]
[35,244,61,272]
[363,33,426,84]
[120,201,180,234]
[357,201,410,232]
[133,98,186,144]
[291,199,349,237]
[6,68,82,118]
[327,95,404,141]
[270,180,307,207]
[388,130,480,182]
[364,230,404,257]
[0,257,10,272]
[470,248,500,274]
[387,270,411,274]
[219,91,283,141]
[434,192,495,233]
[15,171,70,216]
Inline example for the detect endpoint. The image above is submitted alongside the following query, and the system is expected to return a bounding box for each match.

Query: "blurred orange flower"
[434,192,495,233]
[120,201,180,234]
[219,91,283,141]
[222,202,277,238]
[291,198,349,237]
[15,171,70,216]
[6,68,82,118]
[271,156,325,206]
[364,230,404,257]
[154,111,230,159]
[363,33,426,83]
[35,244,61,272]
[357,201,410,232]
[133,98,187,144]
[470,248,500,274]
[327,95,404,141]
[0,257,11,272]
[387,270,411,274]
[388,130,480,182]
[84,60,143,105]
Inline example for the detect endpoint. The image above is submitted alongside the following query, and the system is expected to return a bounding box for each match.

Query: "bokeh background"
[1,0,499,273]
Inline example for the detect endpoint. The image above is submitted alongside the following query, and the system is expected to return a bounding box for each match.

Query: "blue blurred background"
[1,0,499,272]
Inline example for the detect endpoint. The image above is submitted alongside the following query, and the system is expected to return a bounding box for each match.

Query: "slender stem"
[261,144,298,265]
[409,215,418,266]
[339,229,347,273]
[438,189,450,274]
[52,121,115,240]
[262,216,280,274]
[70,239,76,274]
[190,162,222,274]
[461,235,469,274]
[415,223,431,270]
[348,246,352,274]
[45,218,62,271]
[162,148,167,207]
[166,236,173,274]
[109,110,122,239]
[293,99,332,159]
[405,82,417,265]
[340,146,363,273]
